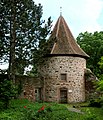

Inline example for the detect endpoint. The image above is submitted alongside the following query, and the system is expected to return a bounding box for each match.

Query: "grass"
[0,99,103,120]
[80,107,103,120]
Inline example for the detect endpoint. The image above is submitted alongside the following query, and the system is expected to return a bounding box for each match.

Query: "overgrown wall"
[15,75,43,101]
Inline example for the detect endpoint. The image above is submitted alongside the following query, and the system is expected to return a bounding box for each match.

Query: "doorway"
[60,88,68,103]
[35,88,42,101]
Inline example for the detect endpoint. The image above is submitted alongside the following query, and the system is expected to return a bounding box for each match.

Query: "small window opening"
[61,73,67,81]
[24,91,27,95]
[35,89,37,93]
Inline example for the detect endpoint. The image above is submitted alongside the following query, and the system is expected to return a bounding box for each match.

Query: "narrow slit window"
[61,73,67,81]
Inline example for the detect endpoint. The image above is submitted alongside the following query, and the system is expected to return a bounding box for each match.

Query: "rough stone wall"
[15,75,43,101]
[84,69,99,100]
[40,56,86,103]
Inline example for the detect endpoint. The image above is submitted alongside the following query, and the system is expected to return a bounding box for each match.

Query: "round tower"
[40,15,89,103]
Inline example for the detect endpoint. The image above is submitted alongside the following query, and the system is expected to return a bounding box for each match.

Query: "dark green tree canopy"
[97,56,103,91]
[0,0,52,77]
[77,31,103,76]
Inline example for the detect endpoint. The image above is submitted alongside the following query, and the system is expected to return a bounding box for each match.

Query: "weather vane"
[60,6,62,16]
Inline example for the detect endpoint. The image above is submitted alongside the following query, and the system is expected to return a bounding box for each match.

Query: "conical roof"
[49,15,89,59]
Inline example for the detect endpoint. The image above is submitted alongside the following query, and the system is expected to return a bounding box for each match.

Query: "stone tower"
[40,15,89,103]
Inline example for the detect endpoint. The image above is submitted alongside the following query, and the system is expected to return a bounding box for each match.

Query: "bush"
[21,105,52,120]
[88,96,103,108]
[0,101,4,111]
[0,78,17,109]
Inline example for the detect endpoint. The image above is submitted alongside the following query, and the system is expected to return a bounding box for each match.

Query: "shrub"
[0,78,17,109]
[88,98,103,108]
[21,105,52,120]
[0,101,4,111]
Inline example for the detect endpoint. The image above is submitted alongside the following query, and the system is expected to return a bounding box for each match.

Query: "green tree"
[0,0,52,81]
[98,56,103,70]
[28,35,56,76]
[0,75,17,109]
[97,56,103,91]
[77,31,103,76]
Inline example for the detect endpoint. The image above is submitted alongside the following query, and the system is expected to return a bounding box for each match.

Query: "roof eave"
[45,54,89,59]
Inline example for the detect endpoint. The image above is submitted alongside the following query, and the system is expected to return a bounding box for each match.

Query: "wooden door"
[60,88,67,103]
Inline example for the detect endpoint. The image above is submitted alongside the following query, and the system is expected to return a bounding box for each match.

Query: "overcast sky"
[34,0,103,37]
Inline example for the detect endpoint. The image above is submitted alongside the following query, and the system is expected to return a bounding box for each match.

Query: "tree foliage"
[0,0,52,79]
[98,56,103,70]
[97,56,103,91]
[0,75,17,109]
[77,31,103,76]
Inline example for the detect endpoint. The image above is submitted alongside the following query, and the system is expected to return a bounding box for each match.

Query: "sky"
[0,0,103,70]
[34,0,103,37]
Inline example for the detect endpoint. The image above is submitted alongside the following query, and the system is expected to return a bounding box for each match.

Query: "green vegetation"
[0,99,103,120]
[0,75,17,109]
[77,31,103,76]
[0,0,52,80]
[97,56,103,91]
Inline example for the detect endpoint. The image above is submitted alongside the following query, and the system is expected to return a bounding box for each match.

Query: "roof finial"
[60,7,62,16]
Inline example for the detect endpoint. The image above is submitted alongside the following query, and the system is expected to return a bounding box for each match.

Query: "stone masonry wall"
[40,56,86,103]
[15,75,43,101]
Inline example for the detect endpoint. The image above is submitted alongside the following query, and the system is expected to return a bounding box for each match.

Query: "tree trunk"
[8,1,16,84]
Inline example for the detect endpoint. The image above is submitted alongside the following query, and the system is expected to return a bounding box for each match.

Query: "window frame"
[60,73,67,81]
